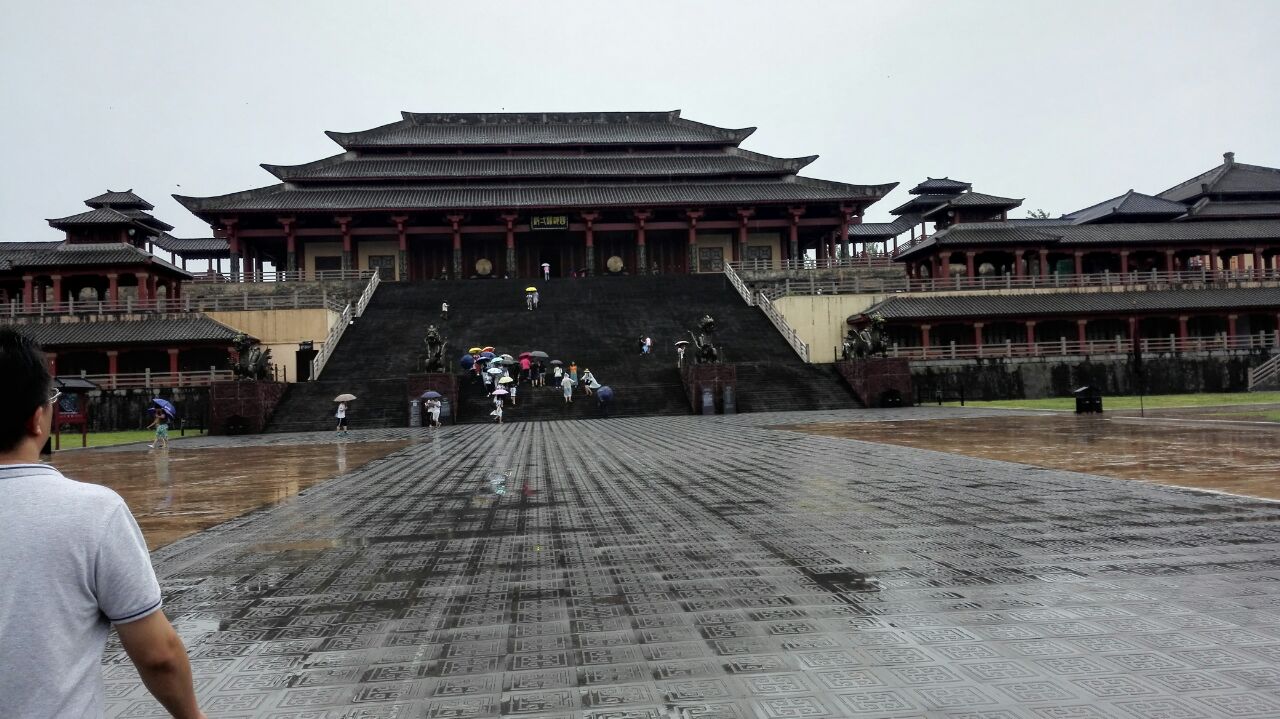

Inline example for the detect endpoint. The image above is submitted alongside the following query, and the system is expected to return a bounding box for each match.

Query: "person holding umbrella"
[597,385,614,418]
[146,398,175,450]
[334,393,355,436]
[421,391,442,427]
[561,372,574,405]
[581,368,600,396]
[490,388,507,424]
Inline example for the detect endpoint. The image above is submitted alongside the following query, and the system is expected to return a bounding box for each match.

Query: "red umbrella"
[519,351,532,358]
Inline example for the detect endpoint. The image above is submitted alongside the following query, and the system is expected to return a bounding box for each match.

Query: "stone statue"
[422,324,448,373]
[230,333,273,381]
[843,313,889,360]
[688,314,721,364]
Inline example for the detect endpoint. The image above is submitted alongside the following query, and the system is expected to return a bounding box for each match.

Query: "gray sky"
[3,0,1279,240]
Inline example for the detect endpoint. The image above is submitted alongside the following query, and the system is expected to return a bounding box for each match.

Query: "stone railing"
[310,271,381,379]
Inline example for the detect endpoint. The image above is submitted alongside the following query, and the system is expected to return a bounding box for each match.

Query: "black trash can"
[1073,385,1103,414]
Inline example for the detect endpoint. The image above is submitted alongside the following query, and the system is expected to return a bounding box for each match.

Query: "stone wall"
[835,358,914,407]
[406,373,460,425]
[910,352,1276,402]
[681,363,737,413]
[209,381,287,434]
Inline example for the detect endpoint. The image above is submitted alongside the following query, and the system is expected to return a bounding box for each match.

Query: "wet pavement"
[785,413,1280,501]
[93,408,1280,718]
[54,438,412,549]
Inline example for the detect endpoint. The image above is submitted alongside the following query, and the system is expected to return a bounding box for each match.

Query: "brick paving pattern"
[102,409,1280,718]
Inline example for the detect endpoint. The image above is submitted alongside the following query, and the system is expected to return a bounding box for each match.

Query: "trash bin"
[722,385,736,414]
[1073,385,1103,414]
[700,386,716,415]
[409,399,422,427]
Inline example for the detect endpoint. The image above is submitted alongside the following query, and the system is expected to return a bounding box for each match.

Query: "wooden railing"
[191,269,376,283]
[4,293,349,318]
[77,369,235,390]
[755,268,1280,299]
[882,332,1278,362]
[729,256,896,273]
[1249,354,1280,391]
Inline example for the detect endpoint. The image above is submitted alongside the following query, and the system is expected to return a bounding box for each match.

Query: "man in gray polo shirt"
[0,328,204,718]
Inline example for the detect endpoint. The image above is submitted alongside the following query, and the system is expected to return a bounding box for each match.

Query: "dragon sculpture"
[230,333,274,381]
[421,324,448,373]
[688,314,721,364]
[843,313,889,360]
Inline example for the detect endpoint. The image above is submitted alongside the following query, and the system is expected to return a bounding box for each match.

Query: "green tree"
[1026,208,1053,219]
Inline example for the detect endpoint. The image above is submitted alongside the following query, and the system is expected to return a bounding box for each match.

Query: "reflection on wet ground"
[92,409,1280,718]
[782,413,1280,501]
[53,439,410,549]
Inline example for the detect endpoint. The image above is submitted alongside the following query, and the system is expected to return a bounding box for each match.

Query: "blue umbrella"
[151,397,177,418]
[596,386,614,402]
[421,390,442,400]
[459,354,475,368]
[480,351,495,359]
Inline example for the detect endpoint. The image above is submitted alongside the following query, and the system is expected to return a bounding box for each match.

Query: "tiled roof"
[328,111,754,149]
[15,316,244,349]
[0,242,192,275]
[848,214,920,238]
[1064,190,1187,224]
[860,287,1280,322]
[909,177,970,195]
[1159,154,1280,202]
[264,150,811,182]
[893,219,1280,261]
[153,233,229,254]
[931,191,1023,209]
[889,194,954,215]
[84,190,154,210]
[119,209,174,232]
[176,178,897,214]
[47,207,137,227]
[1186,200,1280,219]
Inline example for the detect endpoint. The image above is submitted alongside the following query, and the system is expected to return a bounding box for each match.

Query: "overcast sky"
[3,0,1279,241]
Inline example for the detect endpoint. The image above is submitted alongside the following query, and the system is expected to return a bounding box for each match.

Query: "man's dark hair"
[0,327,51,451]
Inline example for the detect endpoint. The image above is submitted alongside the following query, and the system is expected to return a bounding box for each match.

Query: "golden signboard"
[530,215,569,231]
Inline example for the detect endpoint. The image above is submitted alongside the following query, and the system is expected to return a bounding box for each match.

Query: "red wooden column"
[1254,246,1265,278]
[168,348,180,383]
[1039,251,1050,277]
[735,208,754,264]
[1128,317,1139,352]
[1120,250,1130,275]
[279,217,297,275]
[940,252,952,279]
[582,211,599,276]
[46,352,57,378]
[107,273,119,308]
[837,207,852,262]
[106,351,119,390]
[788,207,805,265]
[1178,315,1189,350]
[448,215,464,278]
[1209,248,1220,273]
[684,210,701,275]
[337,216,353,272]
[136,271,150,303]
[634,210,651,275]
[502,213,519,278]
[1076,318,1088,347]
[223,219,240,281]
[1227,314,1238,345]
[1073,250,1083,276]
[51,274,63,311]
[393,215,409,281]
[920,324,931,356]
[1025,321,1037,353]
[1165,249,1176,273]
[1014,250,1025,277]
[22,275,33,309]
[973,322,984,353]
[965,251,976,279]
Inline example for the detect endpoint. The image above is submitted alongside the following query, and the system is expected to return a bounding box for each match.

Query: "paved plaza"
[100,409,1280,718]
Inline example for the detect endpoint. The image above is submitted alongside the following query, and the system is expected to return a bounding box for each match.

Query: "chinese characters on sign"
[530,215,569,231]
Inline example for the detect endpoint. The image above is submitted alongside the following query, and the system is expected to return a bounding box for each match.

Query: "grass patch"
[55,429,204,449]
[945,391,1280,412]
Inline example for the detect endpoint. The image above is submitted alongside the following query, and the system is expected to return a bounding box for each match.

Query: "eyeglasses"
[47,388,62,406]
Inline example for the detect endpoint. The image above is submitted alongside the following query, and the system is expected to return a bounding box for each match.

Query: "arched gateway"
[174,111,895,280]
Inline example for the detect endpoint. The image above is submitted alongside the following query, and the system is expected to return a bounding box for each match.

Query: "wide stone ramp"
[268,275,859,431]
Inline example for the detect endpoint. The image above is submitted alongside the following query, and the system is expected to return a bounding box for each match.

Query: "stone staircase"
[265,275,859,431]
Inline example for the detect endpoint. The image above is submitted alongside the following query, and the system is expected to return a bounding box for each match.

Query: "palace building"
[175,111,896,280]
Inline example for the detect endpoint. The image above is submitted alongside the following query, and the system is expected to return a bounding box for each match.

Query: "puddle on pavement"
[51,440,411,549]
[778,414,1280,501]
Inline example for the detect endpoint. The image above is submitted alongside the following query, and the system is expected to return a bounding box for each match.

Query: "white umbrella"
[487,367,505,376]
[333,393,357,402]
[491,388,509,395]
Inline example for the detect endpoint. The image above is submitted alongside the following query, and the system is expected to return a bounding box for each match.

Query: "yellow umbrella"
[498,376,514,384]
[468,347,482,354]
[525,286,538,292]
